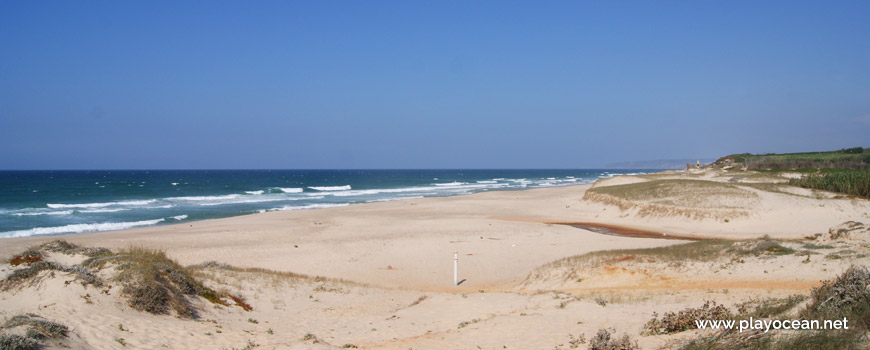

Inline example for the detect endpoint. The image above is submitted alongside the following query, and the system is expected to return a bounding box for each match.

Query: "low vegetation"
[584,179,755,220]
[0,314,68,350]
[588,328,639,350]
[644,301,732,335]
[676,267,870,350]
[586,179,756,209]
[644,296,807,337]
[1,261,102,290]
[533,239,735,273]
[84,246,228,318]
[789,170,870,199]
[732,239,796,256]
[719,148,869,171]
[801,266,870,329]
[2,240,252,319]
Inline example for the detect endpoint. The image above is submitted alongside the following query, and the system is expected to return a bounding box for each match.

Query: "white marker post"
[453,251,459,286]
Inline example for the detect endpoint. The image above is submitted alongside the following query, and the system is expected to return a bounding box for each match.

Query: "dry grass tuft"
[94,246,240,318]
[801,265,870,328]
[1,261,102,290]
[588,328,639,350]
[678,267,870,350]
[644,301,732,335]
[38,240,112,257]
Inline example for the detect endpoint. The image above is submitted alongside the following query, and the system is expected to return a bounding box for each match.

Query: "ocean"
[0,169,649,238]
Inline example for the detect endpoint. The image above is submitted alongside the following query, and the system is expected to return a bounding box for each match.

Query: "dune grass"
[789,170,870,199]
[539,239,736,271]
[84,246,246,318]
[677,266,870,350]
[3,241,253,318]
[587,179,755,207]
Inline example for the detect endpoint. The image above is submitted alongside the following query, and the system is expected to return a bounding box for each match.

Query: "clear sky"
[1,1,868,169]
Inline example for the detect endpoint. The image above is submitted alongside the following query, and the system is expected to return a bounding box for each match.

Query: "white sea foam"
[269,203,349,211]
[171,215,188,221]
[245,190,265,195]
[365,196,424,203]
[1,218,166,238]
[79,208,129,213]
[308,185,351,191]
[171,182,179,186]
[279,187,303,193]
[199,197,289,206]
[434,182,467,186]
[476,180,498,184]
[326,182,507,198]
[12,210,74,216]
[166,195,240,201]
[47,199,158,209]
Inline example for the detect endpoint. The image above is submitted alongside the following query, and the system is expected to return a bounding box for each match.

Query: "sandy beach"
[2,169,870,349]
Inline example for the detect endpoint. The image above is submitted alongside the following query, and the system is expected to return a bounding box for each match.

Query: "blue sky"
[1,1,868,169]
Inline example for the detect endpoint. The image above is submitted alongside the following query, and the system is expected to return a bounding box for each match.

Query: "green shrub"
[790,170,870,198]
[841,147,865,154]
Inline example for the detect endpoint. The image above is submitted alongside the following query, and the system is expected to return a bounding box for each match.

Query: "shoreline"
[4,172,867,291]
[1,183,688,291]
[3,170,870,349]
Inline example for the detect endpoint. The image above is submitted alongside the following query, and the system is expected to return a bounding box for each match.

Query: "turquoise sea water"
[0,170,650,238]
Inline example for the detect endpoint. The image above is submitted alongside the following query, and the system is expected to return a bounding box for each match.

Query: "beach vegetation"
[0,314,69,350]
[734,239,796,256]
[789,170,870,199]
[0,334,39,350]
[715,148,870,171]
[9,250,43,267]
[302,333,319,343]
[588,328,639,350]
[538,239,735,271]
[1,260,102,290]
[677,267,870,350]
[93,246,237,318]
[3,242,253,318]
[38,239,112,257]
[734,294,807,319]
[584,179,755,219]
[803,243,835,250]
[643,301,732,335]
[801,266,870,328]
[587,179,755,207]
